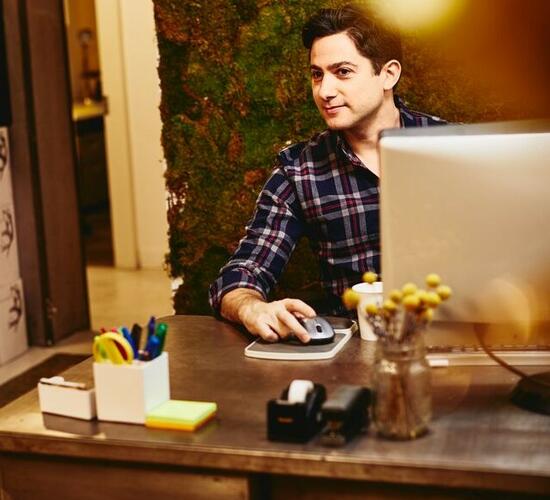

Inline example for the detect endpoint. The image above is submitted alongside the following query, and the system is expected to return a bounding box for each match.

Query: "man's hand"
[220,289,316,343]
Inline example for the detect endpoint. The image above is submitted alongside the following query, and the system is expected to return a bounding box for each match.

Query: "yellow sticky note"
[145,400,217,431]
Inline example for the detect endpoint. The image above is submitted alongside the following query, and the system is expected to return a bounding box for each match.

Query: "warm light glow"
[371,0,466,33]
[476,278,534,344]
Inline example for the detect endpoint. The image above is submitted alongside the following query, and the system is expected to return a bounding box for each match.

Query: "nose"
[318,74,337,102]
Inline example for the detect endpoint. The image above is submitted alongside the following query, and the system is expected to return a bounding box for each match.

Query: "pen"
[121,326,138,358]
[144,334,161,360]
[130,323,142,352]
[155,323,168,353]
[147,316,156,341]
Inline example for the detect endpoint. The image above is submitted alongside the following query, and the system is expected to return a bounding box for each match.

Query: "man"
[209,3,445,343]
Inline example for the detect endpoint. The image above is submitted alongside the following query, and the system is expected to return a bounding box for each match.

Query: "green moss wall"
[153,0,513,314]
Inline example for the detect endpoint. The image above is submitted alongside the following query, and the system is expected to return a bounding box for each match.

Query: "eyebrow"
[310,61,358,71]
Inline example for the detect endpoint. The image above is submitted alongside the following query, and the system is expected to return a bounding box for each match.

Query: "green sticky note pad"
[145,400,217,431]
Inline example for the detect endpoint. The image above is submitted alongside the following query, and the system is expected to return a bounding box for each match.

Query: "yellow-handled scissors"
[93,332,134,365]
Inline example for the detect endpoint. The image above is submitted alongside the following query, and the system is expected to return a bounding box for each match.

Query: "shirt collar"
[335,132,361,168]
[395,95,419,128]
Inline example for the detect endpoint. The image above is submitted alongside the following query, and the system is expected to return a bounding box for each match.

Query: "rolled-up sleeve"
[208,167,303,314]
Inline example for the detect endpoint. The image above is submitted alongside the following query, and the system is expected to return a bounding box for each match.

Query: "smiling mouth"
[323,105,346,115]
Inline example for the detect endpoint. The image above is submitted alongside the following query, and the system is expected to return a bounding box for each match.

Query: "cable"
[473,324,550,389]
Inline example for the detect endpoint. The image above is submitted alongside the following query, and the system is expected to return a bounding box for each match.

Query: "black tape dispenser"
[267,379,326,442]
[320,384,371,446]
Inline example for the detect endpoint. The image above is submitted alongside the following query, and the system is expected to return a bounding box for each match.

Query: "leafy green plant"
[154,0,506,314]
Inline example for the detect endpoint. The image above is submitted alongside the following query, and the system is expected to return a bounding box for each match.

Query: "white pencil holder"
[93,352,170,424]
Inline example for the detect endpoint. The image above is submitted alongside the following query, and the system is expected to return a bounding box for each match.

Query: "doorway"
[64,0,113,266]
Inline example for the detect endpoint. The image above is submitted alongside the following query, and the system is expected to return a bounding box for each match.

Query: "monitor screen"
[379,120,550,346]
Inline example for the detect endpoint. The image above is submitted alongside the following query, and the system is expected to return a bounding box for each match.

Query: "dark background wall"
[153,0,550,314]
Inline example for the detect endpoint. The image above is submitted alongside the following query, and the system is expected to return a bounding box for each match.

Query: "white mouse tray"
[244,317,357,361]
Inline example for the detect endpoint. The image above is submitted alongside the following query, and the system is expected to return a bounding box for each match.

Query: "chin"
[324,119,351,131]
[322,111,358,130]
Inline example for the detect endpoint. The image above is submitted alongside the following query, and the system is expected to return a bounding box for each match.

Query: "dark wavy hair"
[302,3,402,74]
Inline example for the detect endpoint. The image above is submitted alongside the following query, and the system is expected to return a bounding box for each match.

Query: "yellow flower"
[420,308,434,322]
[436,285,452,301]
[365,303,379,316]
[425,273,441,288]
[383,299,398,314]
[425,291,442,308]
[389,289,403,303]
[417,289,430,304]
[362,271,378,284]
[403,293,420,311]
[401,282,417,296]
[341,289,360,310]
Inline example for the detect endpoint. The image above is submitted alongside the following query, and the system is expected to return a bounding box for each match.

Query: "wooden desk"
[1,315,549,499]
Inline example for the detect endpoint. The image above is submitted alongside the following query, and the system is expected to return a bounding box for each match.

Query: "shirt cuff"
[208,268,268,316]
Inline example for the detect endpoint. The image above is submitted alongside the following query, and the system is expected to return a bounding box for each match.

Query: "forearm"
[210,167,305,327]
[220,288,266,325]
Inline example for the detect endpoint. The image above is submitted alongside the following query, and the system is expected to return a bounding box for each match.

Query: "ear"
[381,59,402,90]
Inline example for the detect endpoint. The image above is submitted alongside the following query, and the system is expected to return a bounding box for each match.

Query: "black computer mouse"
[297,316,335,345]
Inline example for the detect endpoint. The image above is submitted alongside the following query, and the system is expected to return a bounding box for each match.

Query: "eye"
[311,70,323,82]
[336,67,353,77]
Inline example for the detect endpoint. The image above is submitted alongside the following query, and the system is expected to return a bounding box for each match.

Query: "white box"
[93,352,170,424]
[0,127,13,205]
[0,278,27,365]
[38,377,97,420]
[0,202,20,285]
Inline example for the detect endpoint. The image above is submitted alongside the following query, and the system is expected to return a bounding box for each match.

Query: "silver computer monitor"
[380,120,550,346]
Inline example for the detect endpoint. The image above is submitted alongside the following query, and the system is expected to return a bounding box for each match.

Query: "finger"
[265,316,293,341]
[277,310,310,343]
[255,323,279,343]
[282,299,316,318]
[263,314,298,341]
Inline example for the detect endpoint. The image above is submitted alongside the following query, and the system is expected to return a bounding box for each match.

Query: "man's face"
[310,32,386,131]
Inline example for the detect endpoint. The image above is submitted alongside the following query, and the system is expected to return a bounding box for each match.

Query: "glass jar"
[372,335,432,439]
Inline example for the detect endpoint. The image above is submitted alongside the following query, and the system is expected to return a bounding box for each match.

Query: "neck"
[343,94,401,156]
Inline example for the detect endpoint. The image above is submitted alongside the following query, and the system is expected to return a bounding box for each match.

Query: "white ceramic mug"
[352,281,383,341]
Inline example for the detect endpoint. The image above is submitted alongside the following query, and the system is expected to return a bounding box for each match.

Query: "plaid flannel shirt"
[209,98,446,315]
